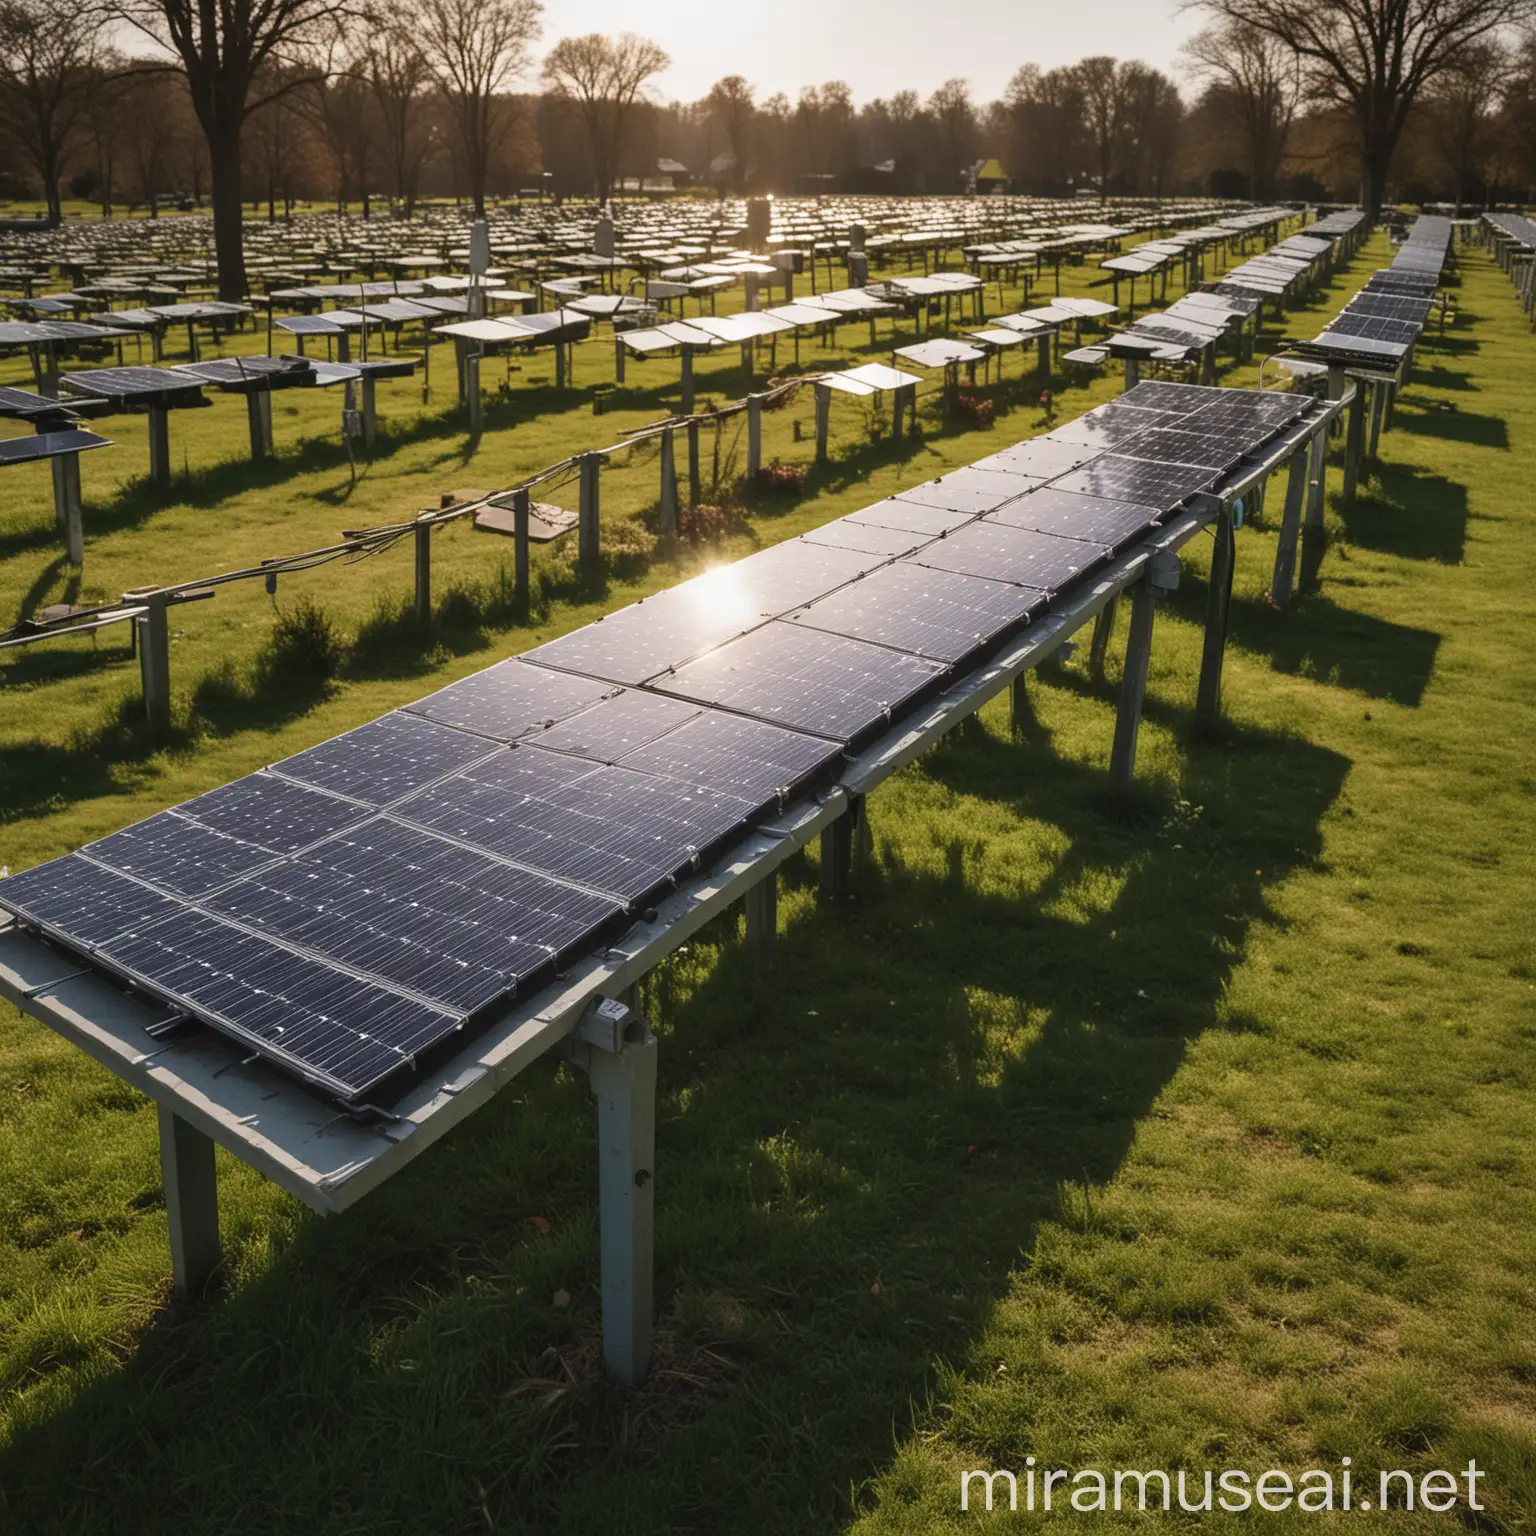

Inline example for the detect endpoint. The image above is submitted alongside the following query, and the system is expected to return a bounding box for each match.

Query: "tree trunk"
[1361,147,1390,219]
[209,126,247,301]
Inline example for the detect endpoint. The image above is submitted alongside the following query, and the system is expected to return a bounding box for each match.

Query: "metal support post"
[820,808,853,904]
[361,375,377,454]
[1270,448,1309,607]
[466,349,482,434]
[414,521,431,625]
[513,488,530,612]
[1110,551,1179,787]
[1088,596,1118,681]
[51,451,83,565]
[580,1002,657,1388]
[686,419,701,507]
[1366,379,1385,462]
[139,590,171,730]
[578,452,600,570]
[745,871,777,954]
[1197,511,1237,719]
[246,391,273,460]
[555,342,567,391]
[158,1106,221,1297]
[1123,357,1140,392]
[147,407,171,488]
[1341,380,1366,504]
[680,347,694,415]
[746,393,762,481]
[658,428,677,541]
[814,381,831,464]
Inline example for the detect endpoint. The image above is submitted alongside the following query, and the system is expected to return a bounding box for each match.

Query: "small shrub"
[953,391,996,428]
[756,460,807,494]
[601,517,658,578]
[255,596,342,688]
[676,503,746,545]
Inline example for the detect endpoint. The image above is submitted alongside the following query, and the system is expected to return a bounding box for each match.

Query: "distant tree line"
[2,0,1535,297]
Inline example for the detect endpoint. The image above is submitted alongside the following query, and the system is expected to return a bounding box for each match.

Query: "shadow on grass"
[0,695,1350,1535]
[1392,405,1509,451]
[1341,462,1470,565]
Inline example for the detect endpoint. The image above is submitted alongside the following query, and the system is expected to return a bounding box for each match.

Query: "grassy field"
[1,232,1534,1534]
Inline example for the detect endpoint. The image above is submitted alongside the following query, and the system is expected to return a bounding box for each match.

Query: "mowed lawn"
[0,235,1532,1534]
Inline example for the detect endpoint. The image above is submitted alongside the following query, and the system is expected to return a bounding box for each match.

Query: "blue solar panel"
[406,659,615,742]
[273,711,498,806]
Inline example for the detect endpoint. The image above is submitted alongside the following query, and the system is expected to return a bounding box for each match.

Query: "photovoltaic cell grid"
[0,382,1312,1107]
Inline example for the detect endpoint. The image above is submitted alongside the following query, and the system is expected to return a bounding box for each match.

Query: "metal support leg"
[820,809,853,904]
[362,375,377,454]
[814,381,831,464]
[587,1019,656,1388]
[147,407,171,488]
[745,871,777,953]
[52,450,83,565]
[1270,449,1308,606]
[1110,583,1157,788]
[1123,357,1140,393]
[1197,513,1236,719]
[1366,379,1384,462]
[1088,596,1118,681]
[466,351,482,434]
[246,391,273,460]
[686,419,701,507]
[512,488,530,612]
[158,1105,221,1297]
[746,393,762,481]
[578,452,600,570]
[658,428,677,541]
[1305,426,1328,530]
[139,591,171,730]
[414,521,431,625]
[679,347,693,415]
[1341,384,1366,505]
[1010,674,1031,738]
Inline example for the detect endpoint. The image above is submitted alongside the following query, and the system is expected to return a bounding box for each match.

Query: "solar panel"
[659,620,946,744]
[906,520,1107,591]
[1047,403,1184,451]
[1186,390,1310,434]
[1322,311,1421,344]
[60,366,206,404]
[1051,455,1220,508]
[896,471,1025,515]
[0,430,113,465]
[82,774,371,898]
[272,711,499,806]
[618,710,842,807]
[406,658,614,742]
[528,541,883,686]
[176,357,310,389]
[844,498,974,536]
[0,854,183,947]
[787,559,1046,662]
[799,518,935,557]
[394,746,756,904]
[531,688,701,761]
[1118,380,1219,413]
[1115,426,1254,472]
[972,439,1102,478]
[990,487,1162,548]
[99,908,458,1101]
[202,817,620,1015]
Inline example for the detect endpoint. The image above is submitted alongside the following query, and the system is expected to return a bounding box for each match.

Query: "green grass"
[1,233,1534,1534]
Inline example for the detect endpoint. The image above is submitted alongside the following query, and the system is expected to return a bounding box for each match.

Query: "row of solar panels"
[0,380,1317,1109]
[1295,215,1451,369]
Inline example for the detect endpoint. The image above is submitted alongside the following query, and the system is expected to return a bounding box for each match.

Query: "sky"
[532,0,1200,105]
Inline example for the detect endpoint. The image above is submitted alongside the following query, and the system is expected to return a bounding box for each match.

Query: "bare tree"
[1119,63,1185,193]
[1185,21,1302,197]
[1074,56,1132,193]
[124,0,351,298]
[1003,64,1085,193]
[420,0,541,216]
[542,33,667,202]
[120,63,189,214]
[928,77,976,185]
[366,6,433,214]
[1188,0,1536,213]
[1420,41,1509,206]
[707,73,754,191]
[0,0,103,224]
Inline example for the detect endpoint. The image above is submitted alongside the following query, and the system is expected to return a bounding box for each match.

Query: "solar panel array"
[1297,215,1451,369]
[0,383,1318,1107]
